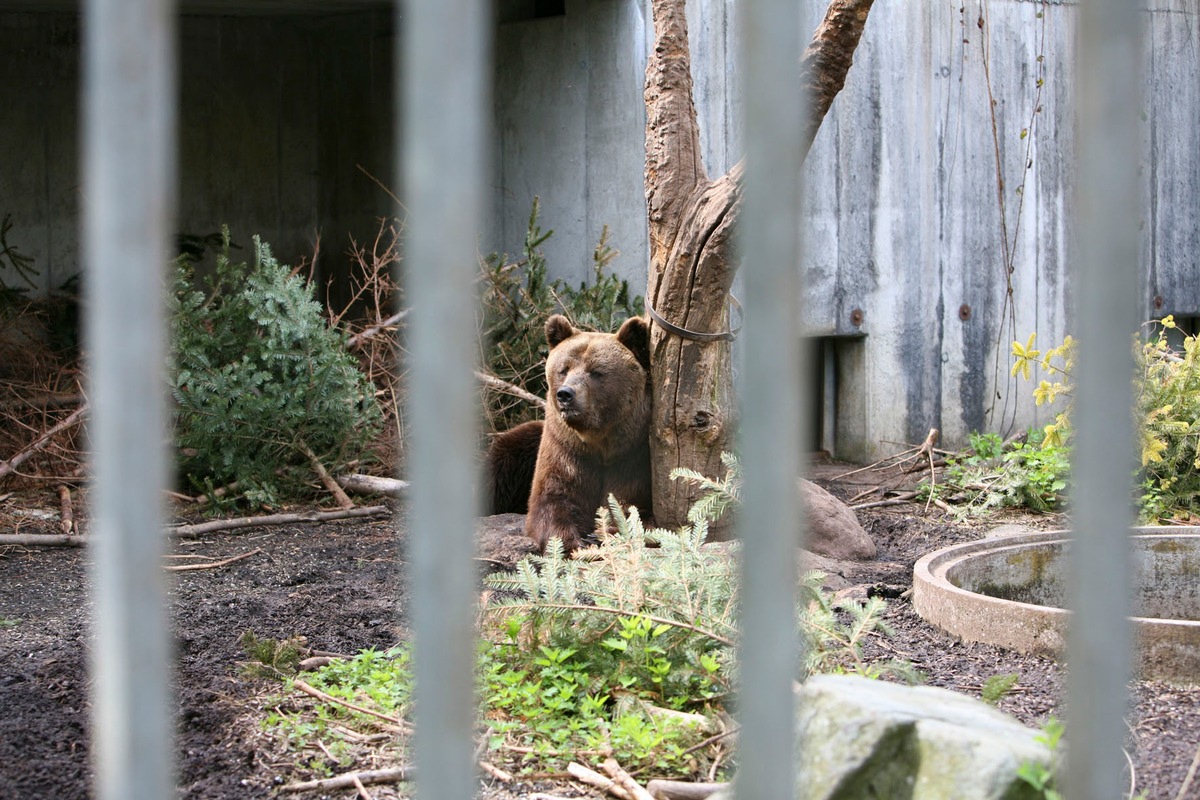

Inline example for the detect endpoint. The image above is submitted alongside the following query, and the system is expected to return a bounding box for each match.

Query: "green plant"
[671,451,743,524]
[479,199,642,431]
[922,429,1070,516]
[1012,318,1200,522]
[238,630,305,679]
[1016,717,1065,800]
[169,230,381,506]
[261,646,414,774]
[981,672,1020,705]
[258,466,907,783]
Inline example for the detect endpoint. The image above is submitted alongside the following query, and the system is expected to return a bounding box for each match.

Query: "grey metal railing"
[80,1,1140,798]
[83,1,177,799]
[1067,1,1141,798]
[400,2,490,799]
[737,0,805,798]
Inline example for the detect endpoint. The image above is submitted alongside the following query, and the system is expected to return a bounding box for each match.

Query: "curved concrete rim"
[912,528,1200,683]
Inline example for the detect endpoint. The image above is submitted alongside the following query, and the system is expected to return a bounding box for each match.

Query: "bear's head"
[543,314,651,455]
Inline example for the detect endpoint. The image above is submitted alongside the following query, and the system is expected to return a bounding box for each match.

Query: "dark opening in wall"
[807,334,868,461]
[498,0,566,24]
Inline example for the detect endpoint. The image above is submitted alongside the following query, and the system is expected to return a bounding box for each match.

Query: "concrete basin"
[912,528,1200,683]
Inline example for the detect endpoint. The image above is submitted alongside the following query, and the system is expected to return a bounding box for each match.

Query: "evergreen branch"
[481,602,735,647]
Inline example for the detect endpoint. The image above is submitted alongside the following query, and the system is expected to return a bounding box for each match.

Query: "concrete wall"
[0,11,394,307]
[681,0,1199,461]
[3,1,1196,461]
[491,0,649,289]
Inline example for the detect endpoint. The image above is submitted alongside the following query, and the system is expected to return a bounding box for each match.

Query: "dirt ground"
[2,466,1199,799]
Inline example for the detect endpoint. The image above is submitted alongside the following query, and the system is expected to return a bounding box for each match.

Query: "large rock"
[801,479,876,561]
[713,675,1055,800]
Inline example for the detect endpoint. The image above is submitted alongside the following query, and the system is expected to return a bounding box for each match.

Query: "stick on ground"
[169,504,389,539]
[277,767,414,794]
[162,548,264,573]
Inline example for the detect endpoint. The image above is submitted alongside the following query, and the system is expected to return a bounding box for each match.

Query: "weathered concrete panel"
[492,0,647,290]
[0,11,394,300]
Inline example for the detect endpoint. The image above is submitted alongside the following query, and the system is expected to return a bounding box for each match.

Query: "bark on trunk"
[644,0,875,533]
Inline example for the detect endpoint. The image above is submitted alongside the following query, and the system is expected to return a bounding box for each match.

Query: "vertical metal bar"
[1068,1,1140,798]
[82,1,177,799]
[738,0,805,798]
[399,2,489,799]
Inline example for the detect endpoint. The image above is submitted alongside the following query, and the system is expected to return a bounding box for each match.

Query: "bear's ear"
[616,316,651,371]
[545,314,577,349]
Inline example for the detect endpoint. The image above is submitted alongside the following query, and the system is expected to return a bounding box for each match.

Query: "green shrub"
[169,232,380,506]
[925,430,1070,516]
[258,465,910,781]
[1011,318,1200,522]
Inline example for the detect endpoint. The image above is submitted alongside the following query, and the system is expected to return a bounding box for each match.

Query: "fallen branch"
[337,474,409,498]
[292,679,412,733]
[478,760,513,783]
[57,485,74,535]
[278,766,414,794]
[0,392,84,411]
[169,504,389,539]
[163,548,264,573]
[645,779,729,800]
[0,403,88,482]
[475,370,546,409]
[567,762,634,800]
[297,440,355,510]
[851,490,919,510]
[601,757,656,800]
[0,534,86,548]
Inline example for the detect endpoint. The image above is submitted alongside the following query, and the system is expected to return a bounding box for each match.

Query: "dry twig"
[0,533,86,547]
[567,762,634,800]
[57,485,73,534]
[292,679,411,733]
[297,440,355,510]
[162,548,264,573]
[601,757,656,800]
[169,505,389,539]
[0,403,88,482]
[645,779,728,800]
[277,767,414,794]
[476,370,547,409]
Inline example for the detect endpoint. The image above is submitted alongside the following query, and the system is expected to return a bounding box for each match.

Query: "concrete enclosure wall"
[682,0,1199,460]
[1,1,1196,461]
[0,10,395,310]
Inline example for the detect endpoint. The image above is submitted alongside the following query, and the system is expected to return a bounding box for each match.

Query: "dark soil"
[2,466,1198,799]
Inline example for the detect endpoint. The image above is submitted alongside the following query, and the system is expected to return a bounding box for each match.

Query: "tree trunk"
[644,0,875,534]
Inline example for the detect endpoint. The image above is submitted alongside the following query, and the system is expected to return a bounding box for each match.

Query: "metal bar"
[399,2,489,799]
[1067,1,1141,798]
[82,1,177,799]
[737,0,805,797]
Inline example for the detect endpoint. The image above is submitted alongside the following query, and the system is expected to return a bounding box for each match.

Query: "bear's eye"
[589,369,605,379]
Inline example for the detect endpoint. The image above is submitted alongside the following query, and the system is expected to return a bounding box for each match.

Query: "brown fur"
[520,314,652,552]
[485,420,543,515]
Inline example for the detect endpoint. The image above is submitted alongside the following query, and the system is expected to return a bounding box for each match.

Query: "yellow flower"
[1011,334,1040,381]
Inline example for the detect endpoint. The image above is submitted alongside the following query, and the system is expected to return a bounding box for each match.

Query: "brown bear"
[485,314,652,552]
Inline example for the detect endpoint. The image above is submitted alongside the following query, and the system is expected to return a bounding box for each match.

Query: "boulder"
[801,479,876,561]
[712,674,1055,800]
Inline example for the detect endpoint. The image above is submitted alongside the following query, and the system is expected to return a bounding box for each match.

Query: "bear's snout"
[555,385,576,408]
